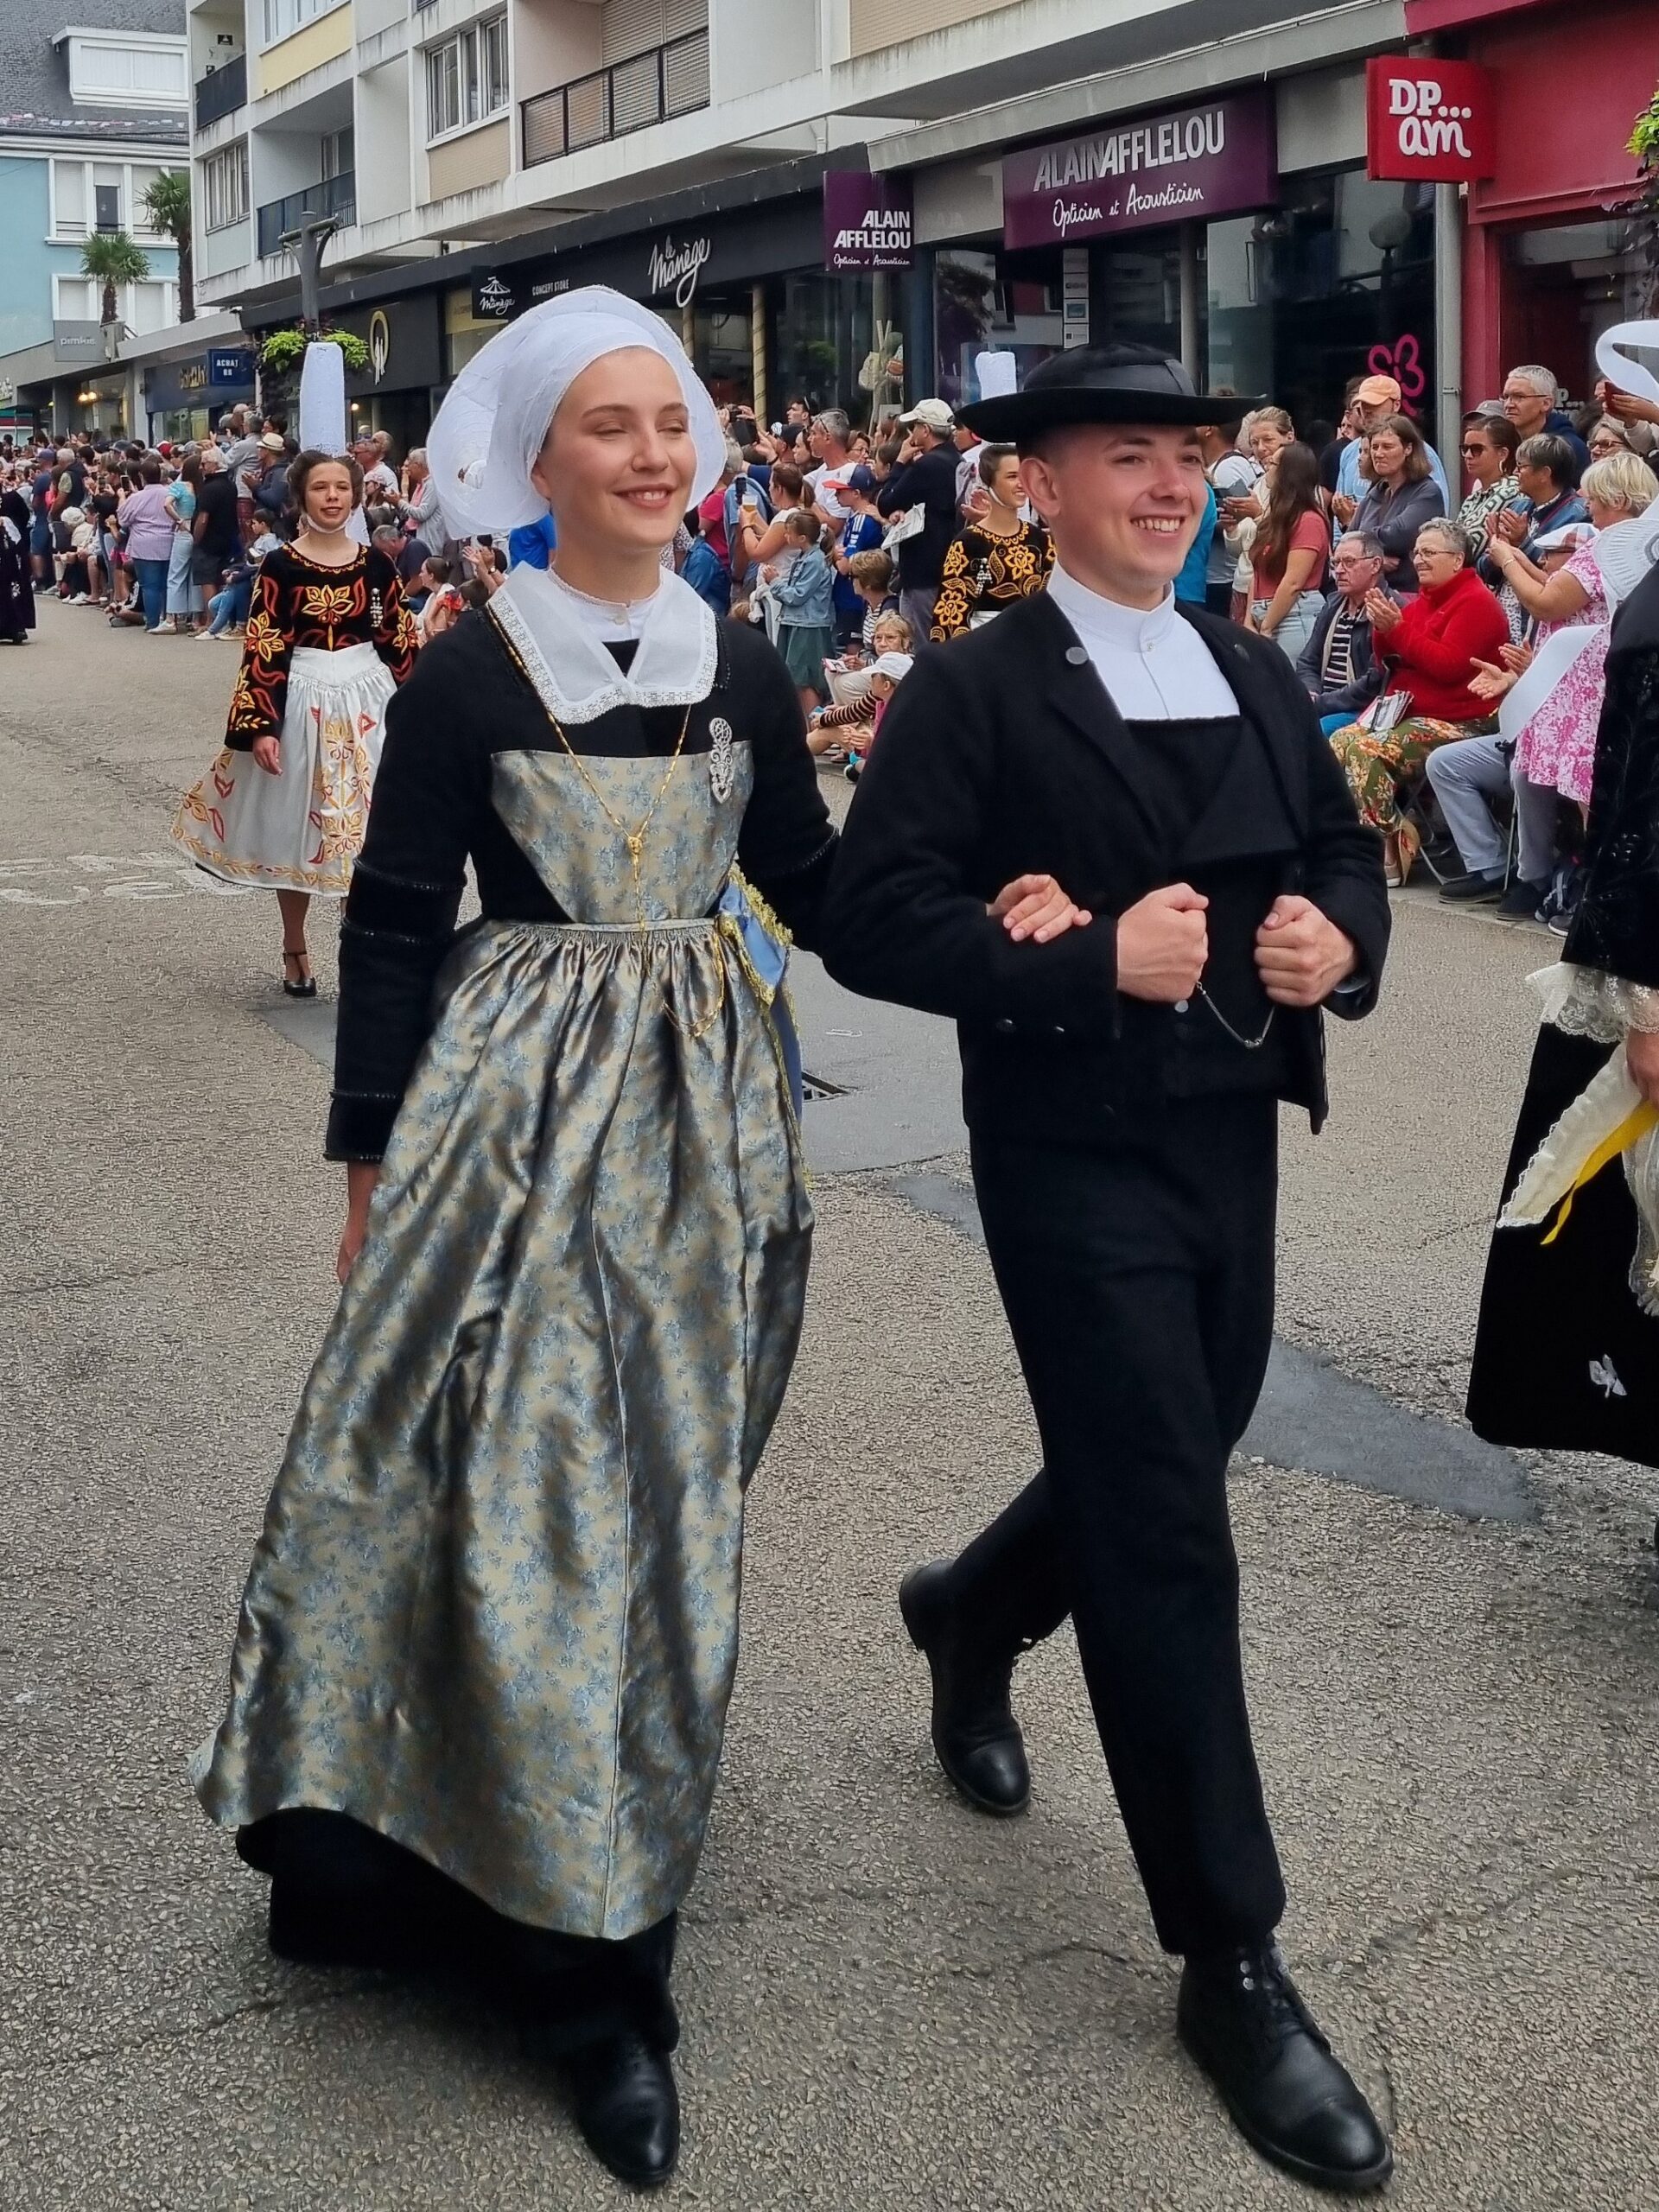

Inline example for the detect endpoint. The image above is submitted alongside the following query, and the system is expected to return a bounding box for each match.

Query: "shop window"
[1205,169,1435,440]
[934,247,1064,410]
[767,271,893,431]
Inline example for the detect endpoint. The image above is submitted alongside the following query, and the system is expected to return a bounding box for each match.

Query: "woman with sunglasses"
[1455,414,1522,546]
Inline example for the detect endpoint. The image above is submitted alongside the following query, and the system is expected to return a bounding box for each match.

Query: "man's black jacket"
[875,442,960,593]
[821,590,1390,1141]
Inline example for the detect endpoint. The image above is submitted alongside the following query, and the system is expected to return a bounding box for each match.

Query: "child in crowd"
[809,648,912,769]
[413,556,454,634]
[768,508,837,717]
[849,548,900,652]
[869,610,914,660]
[57,508,93,601]
[203,519,284,640]
[404,553,448,619]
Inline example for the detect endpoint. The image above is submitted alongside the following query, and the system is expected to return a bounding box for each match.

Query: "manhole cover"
[801,1071,852,1102]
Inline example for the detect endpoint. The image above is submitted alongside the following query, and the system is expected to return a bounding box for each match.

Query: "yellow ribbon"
[1539,1101,1659,1244]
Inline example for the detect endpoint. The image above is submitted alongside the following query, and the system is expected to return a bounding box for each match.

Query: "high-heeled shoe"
[1382,820,1421,890]
[282,949,317,999]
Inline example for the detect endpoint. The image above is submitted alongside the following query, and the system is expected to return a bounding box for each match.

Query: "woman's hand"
[1500,640,1535,677]
[988,873,1093,944]
[251,735,282,775]
[1468,658,1517,702]
[1364,589,1402,632]
[1493,507,1529,547]
[336,1161,379,1284]
[1627,1028,1659,1109]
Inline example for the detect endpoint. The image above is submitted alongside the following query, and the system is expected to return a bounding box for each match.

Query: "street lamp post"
[279,213,340,331]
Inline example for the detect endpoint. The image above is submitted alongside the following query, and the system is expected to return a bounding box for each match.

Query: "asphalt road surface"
[3,598,1656,2209]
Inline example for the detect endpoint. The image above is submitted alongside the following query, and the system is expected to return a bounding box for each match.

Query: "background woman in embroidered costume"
[168,449,417,996]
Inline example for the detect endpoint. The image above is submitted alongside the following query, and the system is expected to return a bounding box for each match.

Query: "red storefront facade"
[1405,0,1656,409]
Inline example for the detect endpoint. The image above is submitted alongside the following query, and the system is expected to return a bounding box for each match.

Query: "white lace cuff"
[1532,962,1659,1044]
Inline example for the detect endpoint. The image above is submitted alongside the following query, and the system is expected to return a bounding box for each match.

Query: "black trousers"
[953,1096,1287,1956]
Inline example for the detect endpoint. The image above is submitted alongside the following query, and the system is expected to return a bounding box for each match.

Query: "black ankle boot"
[1178,1942,1392,2193]
[569,2032,679,2189]
[899,1561,1030,1815]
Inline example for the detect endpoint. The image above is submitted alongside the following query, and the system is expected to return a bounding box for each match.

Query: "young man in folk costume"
[823,345,1396,2193]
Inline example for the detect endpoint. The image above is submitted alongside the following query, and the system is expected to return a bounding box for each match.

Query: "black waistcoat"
[1114,715,1301,1106]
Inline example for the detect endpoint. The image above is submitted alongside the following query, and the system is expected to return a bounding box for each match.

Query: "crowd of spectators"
[10,346,1659,924]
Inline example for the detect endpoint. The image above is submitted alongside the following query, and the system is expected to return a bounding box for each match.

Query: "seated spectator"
[1586,416,1636,462]
[1459,454,1659,912]
[1245,441,1327,658]
[848,545,898,651]
[1479,433,1587,636]
[1456,413,1522,545]
[1328,519,1509,885]
[931,443,1053,640]
[868,609,913,660]
[1298,532,1395,732]
[1351,416,1446,596]
[1500,362,1590,475]
[404,553,448,617]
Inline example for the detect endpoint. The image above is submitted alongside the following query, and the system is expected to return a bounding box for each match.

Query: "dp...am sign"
[1366,56,1495,182]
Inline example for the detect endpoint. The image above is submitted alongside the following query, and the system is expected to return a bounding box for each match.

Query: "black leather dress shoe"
[1178,1942,1392,2194]
[899,1561,1030,1816]
[569,2032,679,2190]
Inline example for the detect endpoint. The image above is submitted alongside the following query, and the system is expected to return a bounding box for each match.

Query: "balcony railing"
[194,54,247,130]
[522,29,709,168]
[257,170,356,259]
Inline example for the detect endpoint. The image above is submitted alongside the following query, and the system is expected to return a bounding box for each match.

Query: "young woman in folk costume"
[169,449,418,995]
[189,288,1085,2185]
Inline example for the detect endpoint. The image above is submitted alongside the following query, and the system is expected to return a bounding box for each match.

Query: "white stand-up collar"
[1047,565,1180,657]
[1046,563,1237,721]
[491,558,717,724]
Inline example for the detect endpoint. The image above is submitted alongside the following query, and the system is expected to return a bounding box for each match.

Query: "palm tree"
[141,169,194,322]
[79,230,150,327]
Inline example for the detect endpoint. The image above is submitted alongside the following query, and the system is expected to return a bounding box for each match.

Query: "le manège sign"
[1001,91,1276,248]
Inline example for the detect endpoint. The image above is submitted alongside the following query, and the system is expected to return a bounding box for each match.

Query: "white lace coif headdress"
[426,284,726,541]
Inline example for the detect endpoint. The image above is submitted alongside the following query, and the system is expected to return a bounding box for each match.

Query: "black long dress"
[0,488,35,640]
[1467,563,1659,1467]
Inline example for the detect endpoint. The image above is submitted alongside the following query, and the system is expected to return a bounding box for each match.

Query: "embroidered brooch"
[709,715,735,802]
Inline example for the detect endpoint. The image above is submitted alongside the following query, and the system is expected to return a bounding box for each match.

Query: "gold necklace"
[545,699,692,918]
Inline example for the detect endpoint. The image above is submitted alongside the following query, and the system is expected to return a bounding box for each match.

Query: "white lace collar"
[490,560,718,724]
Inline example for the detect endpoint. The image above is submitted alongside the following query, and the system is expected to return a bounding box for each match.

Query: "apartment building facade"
[0,0,187,435]
[180,0,1652,452]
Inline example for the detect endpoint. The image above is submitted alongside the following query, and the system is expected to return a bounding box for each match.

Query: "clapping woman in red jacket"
[1328,518,1510,884]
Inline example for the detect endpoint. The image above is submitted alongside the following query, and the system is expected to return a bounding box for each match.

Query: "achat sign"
[1366,56,1495,182]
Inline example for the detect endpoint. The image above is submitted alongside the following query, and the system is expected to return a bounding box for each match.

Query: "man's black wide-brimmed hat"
[957,343,1259,442]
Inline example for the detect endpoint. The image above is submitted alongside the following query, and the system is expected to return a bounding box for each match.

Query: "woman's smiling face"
[532,347,696,555]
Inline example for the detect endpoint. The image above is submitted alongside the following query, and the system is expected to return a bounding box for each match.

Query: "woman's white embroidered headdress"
[426,285,726,541]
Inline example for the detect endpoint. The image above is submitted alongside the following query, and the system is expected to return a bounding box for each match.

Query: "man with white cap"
[826,341,1395,2194]
[876,395,963,641]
